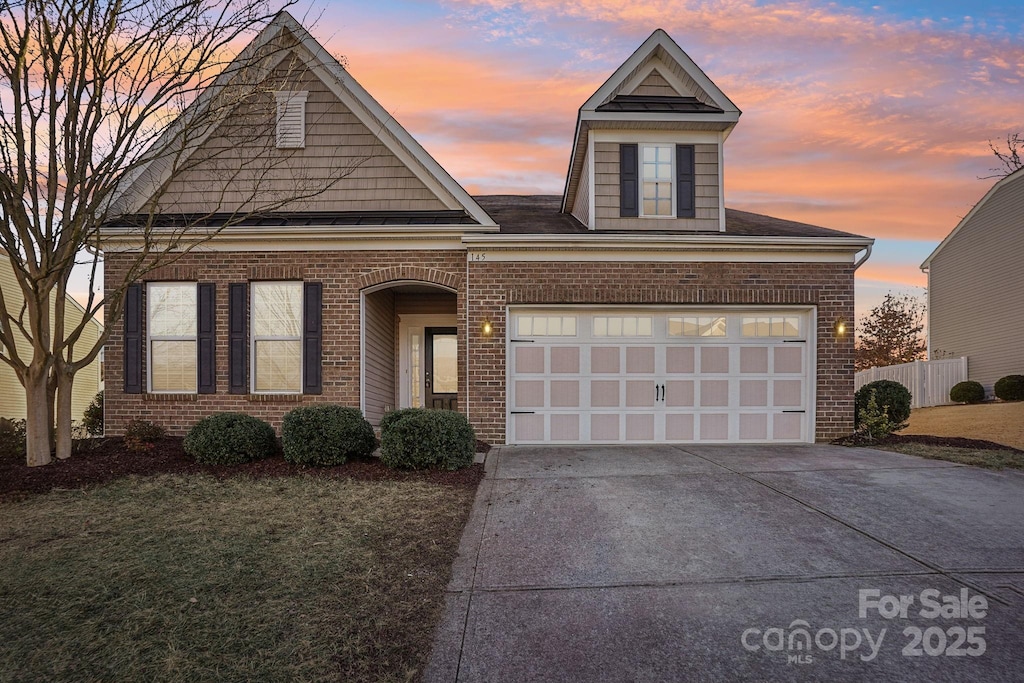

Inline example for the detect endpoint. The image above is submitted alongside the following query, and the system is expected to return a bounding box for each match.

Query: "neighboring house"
[922,167,1024,393]
[0,254,103,422]
[100,13,873,445]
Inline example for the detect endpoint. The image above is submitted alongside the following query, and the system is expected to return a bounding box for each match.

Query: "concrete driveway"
[424,445,1024,682]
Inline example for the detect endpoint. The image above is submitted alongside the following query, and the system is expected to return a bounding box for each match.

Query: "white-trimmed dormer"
[563,29,740,232]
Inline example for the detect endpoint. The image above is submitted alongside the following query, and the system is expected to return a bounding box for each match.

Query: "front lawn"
[873,439,1024,470]
[0,473,478,682]
[900,401,1024,450]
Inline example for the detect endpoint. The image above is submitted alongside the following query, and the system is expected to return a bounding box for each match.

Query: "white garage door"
[508,308,815,444]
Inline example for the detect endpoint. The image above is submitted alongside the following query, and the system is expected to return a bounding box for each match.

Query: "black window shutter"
[676,144,696,218]
[197,283,216,394]
[303,282,322,395]
[228,283,248,394]
[619,143,639,217]
[124,283,143,394]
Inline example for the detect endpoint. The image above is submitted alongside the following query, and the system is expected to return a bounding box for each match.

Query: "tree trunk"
[24,366,53,467]
[55,368,75,460]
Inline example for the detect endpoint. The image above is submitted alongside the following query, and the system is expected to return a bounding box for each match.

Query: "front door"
[425,327,458,410]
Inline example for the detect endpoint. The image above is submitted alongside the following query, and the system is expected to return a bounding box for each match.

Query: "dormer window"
[274,91,308,149]
[642,145,674,217]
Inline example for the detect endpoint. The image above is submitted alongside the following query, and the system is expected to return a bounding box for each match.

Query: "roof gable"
[111,12,496,229]
[921,167,1024,269]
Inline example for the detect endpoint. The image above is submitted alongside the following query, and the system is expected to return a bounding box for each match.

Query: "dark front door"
[425,327,458,410]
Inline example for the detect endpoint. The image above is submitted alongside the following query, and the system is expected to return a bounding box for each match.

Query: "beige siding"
[929,175,1024,391]
[593,141,720,231]
[603,52,713,106]
[571,150,591,227]
[363,289,396,425]
[155,62,448,215]
[0,258,102,422]
[628,69,680,97]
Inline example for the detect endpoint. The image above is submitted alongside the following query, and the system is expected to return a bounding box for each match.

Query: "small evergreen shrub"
[0,418,26,460]
[82,391,104,437]
[378,408,422,435]
[184,412,277,465]
[123,418,165,453]
[994,375,1024,402]
[856,390,902,441]
[949,381,986,404]
[854,380,911,429]
[281,405,376,466]
[380,409,475,471]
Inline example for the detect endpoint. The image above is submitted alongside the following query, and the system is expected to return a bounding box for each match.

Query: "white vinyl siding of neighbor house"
[0,258,102,422]
[928,174,1024,391]
[155,63,448,214]
[593,140,719,230]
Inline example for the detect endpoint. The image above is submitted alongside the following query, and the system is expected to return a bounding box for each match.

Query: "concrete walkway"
[424,445,1024,682]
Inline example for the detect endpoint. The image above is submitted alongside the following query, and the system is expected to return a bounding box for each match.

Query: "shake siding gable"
[156,63,448,215]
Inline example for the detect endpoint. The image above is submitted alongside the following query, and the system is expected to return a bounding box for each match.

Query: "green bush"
[183,412,277,465]
[854,380,912,429]
[380,409,475,471]
[379,408,422,435]
[281,405,376,466]
[123,418,165,454]
[994,375,1024,402]
[856,389,904,441]
[82,391,104,437]
[949,381,986,404]
[0,418,26,460]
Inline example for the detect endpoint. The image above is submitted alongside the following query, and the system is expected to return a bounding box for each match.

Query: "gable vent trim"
[274,91,308,149]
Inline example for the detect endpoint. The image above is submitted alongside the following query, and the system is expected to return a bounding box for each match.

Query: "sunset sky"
[294,0,1022,318]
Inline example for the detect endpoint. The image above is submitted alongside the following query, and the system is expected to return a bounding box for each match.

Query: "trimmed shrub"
[81,391,104,437]
[857,389,903,441]
[854,380,911,429]
[184,412,277,465]
[380,409,475,471]
[994,375,1024,402]
[123,418,165,453]
[0,418,26,460]
[281,405,376,466]
[378,408,422,435]
[949,381,986,404]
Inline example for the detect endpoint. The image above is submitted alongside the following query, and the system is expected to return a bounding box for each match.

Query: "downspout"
[465,250,470,423]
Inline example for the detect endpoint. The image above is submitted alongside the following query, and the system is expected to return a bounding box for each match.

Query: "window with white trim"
[668,316,727,337]
[517,315,578,337]
[741,316,801,337]
[251,281,303,393]
[641,144,673,216]
[148,282,197,393]
[274,91,308,149]
[593,316,653,337]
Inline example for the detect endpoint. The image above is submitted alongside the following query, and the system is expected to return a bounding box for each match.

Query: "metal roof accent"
[595,95,724,114]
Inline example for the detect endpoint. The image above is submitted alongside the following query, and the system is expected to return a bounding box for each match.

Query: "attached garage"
[507,307,815,444]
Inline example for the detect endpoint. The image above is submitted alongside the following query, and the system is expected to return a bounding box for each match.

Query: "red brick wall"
[103,251,466,436]
[106,251,855,443]
[466,260,855,443]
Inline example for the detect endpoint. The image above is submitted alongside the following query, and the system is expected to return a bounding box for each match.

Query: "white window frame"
[640,143,675,218]
[250,281,304,395]
[274,91,308,149]
[146,281,198,394]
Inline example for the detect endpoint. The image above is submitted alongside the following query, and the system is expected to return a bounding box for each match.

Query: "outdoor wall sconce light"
[481,319,494,337]
[834,318,849,338]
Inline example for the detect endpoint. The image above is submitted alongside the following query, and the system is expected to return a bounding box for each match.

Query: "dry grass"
[874,443,1024,470]
[900,401,1024,450]
[0,474,477,682]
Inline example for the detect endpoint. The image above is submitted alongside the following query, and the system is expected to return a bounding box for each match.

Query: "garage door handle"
[510,339,535,343]
[782,410,805,413]
[510,411,535,415]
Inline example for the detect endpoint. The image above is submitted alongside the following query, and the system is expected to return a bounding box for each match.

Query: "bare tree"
[982,132,1023,178]
[855,292,927,371]
[0,1,361,466]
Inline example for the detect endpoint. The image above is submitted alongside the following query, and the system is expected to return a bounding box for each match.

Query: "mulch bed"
[834,433,1024,453]
[0,437,485,500]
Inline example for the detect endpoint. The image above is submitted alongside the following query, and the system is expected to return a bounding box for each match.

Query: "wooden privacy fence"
[855,357,968,408]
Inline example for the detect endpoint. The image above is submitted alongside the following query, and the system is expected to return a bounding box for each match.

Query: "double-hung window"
[641,144,674,217]
[251,281,303,393]
[148,283,197,393]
